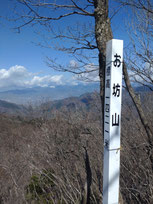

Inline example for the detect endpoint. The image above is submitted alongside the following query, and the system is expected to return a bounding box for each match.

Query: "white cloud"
[69,60,78,68]
[0,64,100,91]
[26,75,63,87]
[0,65,63,90]
[0,66,30,80]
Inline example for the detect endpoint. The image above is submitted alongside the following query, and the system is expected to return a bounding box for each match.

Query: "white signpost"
[103,39,123,204]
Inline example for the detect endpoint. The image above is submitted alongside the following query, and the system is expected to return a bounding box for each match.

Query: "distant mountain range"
[0,92,100,117]
[40,92,99,113]
[0,84,99,105]
[0,83,152,105]
[0,84,152,116]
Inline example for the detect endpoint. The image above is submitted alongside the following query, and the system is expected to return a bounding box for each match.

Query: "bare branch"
[117,0,153,14]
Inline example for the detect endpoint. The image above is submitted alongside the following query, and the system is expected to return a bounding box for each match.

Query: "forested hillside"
[0,91,152,203]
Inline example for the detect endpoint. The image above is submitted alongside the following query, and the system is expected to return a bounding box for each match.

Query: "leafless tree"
[117,0,153,14]
[117,0,153,171]
[122,0,153,90]
[7,0,112,170]
[8,0,112,102]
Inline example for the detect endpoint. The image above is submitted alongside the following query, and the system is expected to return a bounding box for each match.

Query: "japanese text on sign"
[104,41,123,150]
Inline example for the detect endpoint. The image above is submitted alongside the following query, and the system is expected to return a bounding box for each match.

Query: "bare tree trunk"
[123,62,153,171]
[82,148,92,204]
[94,1,124,203]
[94,0,112,131]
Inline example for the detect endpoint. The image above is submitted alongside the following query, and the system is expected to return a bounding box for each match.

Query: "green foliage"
[26,169,59,204]
[25,169,101,204]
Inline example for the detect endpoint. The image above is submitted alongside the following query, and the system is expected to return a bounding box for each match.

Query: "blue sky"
[0,0,130,91]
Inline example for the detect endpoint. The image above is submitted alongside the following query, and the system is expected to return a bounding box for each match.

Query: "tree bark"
[94,0,112,130]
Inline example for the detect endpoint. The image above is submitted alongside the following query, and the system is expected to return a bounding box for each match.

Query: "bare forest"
[0,91,152,203]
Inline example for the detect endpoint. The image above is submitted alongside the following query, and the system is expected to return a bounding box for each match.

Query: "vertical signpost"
[103,39,123,204]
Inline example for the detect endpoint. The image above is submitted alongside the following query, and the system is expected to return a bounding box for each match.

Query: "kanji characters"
[106,66,110,76]
[112,83,120,97]
[106,79,110,88]
[112,113,119,126]
[105,104,109,112]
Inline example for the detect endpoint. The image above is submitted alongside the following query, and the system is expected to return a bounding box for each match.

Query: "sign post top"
[106,39,123,67]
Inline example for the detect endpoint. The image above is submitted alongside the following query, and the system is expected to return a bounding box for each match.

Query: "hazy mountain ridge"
[0,92,98,116]
[0,87,152,117]
[41,92,97,113]
[0,100,28,115]
[0,84,99,104]
[0,84,152,105]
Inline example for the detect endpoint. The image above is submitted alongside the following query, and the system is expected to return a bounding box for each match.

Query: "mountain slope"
[0,100,27,115]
